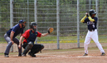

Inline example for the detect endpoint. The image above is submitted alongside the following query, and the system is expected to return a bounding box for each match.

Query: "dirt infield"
[0,48,107,63]
[1,43,107,53]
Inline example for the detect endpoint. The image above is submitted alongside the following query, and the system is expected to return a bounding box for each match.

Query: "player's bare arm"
[19,36,24,48]
[10,31,15,44]
[41,33,49,37]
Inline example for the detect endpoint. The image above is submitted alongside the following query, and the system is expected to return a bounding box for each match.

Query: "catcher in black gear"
[19,22,53,57]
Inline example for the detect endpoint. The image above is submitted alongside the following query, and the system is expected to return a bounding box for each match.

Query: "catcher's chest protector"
[27,30,38,43]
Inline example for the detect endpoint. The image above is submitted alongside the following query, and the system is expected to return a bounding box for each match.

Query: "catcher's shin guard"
[28,44,44,57]
[23,42,33,55]
[32,44,44,54]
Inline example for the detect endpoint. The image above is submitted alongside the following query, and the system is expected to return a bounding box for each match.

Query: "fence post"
[10,0,13,52]
[34,0,38,44]
[56,0,60,49]
[89,0,91,9]
[0,4,2,35]
[96,0,99,31]
[77,0,80,48]
[27,0,29,28]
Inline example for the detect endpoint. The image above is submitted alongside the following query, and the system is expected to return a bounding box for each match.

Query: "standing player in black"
[80,9,105,56]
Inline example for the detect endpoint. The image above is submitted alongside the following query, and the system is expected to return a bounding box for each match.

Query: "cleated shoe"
[22,54,26,56]
[28,52,36,57]
[101,53,106,56]
[83,53,88,56]
[18,53,22,57]
[4,54,9,57]
[4,53,9,57]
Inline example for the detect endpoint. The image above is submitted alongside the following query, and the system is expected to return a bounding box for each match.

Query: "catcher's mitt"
[48,27,54,34]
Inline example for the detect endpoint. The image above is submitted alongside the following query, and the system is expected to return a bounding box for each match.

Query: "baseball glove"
[48,27,54,34]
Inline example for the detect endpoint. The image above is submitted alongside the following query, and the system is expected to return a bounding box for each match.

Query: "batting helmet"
[30,22,37,31]
[89,9,96,16]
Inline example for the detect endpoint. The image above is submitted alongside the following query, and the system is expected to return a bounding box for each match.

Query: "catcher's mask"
[89,9,96,16]
[30,22,37,32]
[19,19,26,28]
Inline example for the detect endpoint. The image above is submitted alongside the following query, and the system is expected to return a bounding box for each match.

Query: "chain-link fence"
[0,0,107,52]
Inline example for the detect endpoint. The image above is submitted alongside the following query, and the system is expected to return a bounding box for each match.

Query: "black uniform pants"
[23,43,44,54]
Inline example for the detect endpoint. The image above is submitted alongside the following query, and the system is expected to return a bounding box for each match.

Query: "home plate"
[77,56,92,58]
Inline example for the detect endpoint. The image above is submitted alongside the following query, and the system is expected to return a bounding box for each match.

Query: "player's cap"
[19,19,26,23]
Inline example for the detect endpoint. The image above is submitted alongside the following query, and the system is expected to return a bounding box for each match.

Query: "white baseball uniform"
[82,16,105,54]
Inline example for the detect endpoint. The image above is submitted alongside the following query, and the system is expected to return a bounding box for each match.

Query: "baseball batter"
[80,9,105,56]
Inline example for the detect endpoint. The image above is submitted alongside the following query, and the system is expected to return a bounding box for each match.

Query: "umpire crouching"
[19,22,50,57]
[4,20,26,57]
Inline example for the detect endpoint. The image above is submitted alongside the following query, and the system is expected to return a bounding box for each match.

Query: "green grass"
[44,46,107,52]
[0,35,107,44]
[37,35,107,43]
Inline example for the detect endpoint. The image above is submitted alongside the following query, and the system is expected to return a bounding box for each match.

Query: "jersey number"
[87,21,95,28]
